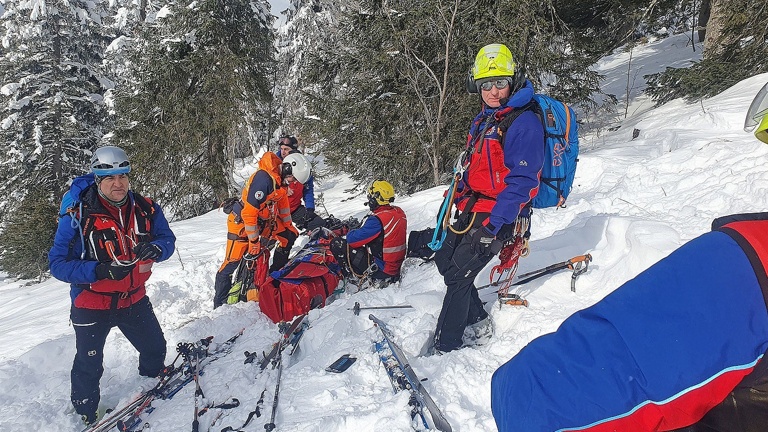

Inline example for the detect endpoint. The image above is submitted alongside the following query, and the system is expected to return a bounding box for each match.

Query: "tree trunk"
[703,0,725,59]
[697,0,710,42]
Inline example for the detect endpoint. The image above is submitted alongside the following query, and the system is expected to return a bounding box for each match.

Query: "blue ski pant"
[214,260,240,309]
[70,296,166,416]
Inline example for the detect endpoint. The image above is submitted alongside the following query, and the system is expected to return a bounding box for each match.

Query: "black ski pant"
[70,296,166,416]
[433,213,514,352]
[269,228,298,273]
[213,260,239,308]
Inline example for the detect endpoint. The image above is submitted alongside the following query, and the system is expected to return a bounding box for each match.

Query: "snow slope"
[1,33,767,432]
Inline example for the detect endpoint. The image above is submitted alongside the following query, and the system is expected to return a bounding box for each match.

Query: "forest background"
[0,0,765,279]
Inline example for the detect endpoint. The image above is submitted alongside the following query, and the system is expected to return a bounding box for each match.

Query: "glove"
[243,252,258,262]
[221,197,239,214]
[133,242,162,261]
[306,208,315,217]
[95,262,136,281]
[247,241,261,256]
[469,226,499,258]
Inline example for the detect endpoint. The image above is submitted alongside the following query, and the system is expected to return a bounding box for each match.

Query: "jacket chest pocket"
[87,227,126,262]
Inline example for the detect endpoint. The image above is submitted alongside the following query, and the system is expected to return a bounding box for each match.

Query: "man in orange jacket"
[241,151,312,278]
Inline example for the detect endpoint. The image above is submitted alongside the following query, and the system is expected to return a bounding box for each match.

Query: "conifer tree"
[0,0,112,278]
[292,0,602,192]
[111,0,276,217]
[0,0,112,217]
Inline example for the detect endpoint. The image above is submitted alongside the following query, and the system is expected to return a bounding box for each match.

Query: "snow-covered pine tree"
[110,0,276,218]
[0,0,113,277]
[292,0,603,193]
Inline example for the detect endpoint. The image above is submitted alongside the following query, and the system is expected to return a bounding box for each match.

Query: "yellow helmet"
[472,43,516,80]
[368,180,395,205]
[756,113,768,144]
[745,82,768,144]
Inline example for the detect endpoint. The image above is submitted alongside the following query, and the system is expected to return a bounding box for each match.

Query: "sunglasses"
[93,161,130,170]
[479,79,511,91]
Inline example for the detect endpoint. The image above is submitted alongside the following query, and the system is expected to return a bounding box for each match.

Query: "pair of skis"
[82,330,244,432]
[370,314,453,432]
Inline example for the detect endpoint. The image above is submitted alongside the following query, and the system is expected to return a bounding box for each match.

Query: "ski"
[82,329,244,432]
[369,314,453,432]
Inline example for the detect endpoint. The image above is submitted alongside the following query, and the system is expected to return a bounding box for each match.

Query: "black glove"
[469,226,500,258]
[221,197,239,214]
[133,242,162,261]
[306,208,315,217]
[95,262,135,280]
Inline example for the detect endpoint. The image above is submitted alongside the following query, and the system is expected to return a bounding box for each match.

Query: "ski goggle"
[479,78,511,91]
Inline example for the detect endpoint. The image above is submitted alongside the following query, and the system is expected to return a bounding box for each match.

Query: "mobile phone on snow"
[326,354,357,373]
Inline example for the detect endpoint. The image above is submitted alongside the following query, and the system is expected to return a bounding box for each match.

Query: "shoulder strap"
[497,100,540,135]
[132,192,156,217]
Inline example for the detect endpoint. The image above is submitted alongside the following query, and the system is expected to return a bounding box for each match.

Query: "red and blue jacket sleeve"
[346,216,382,248]
[148,201,176,262]
[491,229,768,431]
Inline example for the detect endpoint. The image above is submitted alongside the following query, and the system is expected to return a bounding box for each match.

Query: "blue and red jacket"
[491,213,768,432]
[346,205,407,276]
[459,80,544,235]
[49,177,176,310]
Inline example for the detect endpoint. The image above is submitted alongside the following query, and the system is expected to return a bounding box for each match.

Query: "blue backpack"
[531,94,579,209]
[499,95,579,208]
[59,173,95,217]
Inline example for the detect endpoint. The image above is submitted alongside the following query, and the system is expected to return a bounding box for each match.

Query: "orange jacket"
[240,153,297,249]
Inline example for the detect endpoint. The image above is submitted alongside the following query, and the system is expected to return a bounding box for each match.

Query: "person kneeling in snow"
[329,180,407,287]
[491,85,768,432]
[48,146,176,426]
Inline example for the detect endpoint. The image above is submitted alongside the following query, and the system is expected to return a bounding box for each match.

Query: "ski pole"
[349,301,414,316]
[264,339,286,432]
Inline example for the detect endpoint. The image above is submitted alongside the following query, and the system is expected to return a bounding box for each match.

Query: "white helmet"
[282,153,311,184]
[91,146,131,176]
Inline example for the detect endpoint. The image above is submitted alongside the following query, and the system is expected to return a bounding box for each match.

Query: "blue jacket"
[346,214,385,271]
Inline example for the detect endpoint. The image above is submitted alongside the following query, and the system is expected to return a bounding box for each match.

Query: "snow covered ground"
[1,33,767,432]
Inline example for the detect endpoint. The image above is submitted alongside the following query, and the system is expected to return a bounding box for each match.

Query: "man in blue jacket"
[432,43,544,353]
[49,146,176,426]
